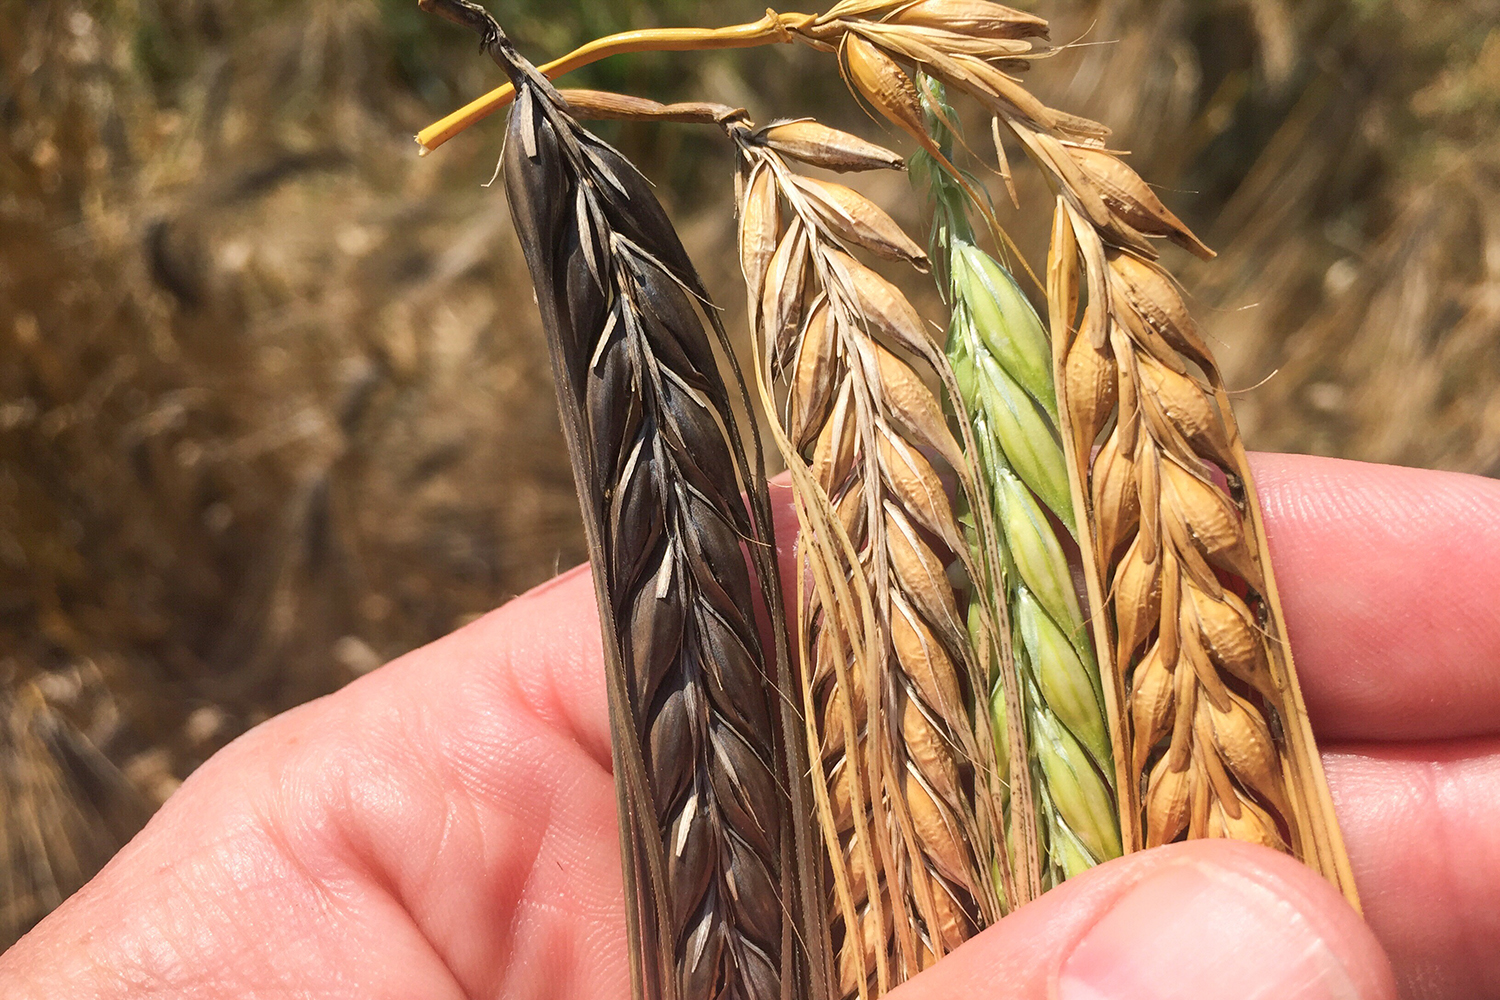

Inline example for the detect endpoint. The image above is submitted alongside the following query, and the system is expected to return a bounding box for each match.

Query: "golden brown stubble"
[732,119,1015,998]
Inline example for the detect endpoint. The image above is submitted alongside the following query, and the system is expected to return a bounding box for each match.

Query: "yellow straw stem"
[417,9,815,152]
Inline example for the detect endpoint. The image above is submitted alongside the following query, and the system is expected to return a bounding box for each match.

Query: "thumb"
[895,840,1395,1000]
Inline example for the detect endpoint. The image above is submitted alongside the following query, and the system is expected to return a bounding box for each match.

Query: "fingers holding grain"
[1251,454,1500,741]
[878,839,1393,1000]
[1323,742,1500,1000]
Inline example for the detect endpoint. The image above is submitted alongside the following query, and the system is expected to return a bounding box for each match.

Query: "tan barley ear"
[728,111,1027,999]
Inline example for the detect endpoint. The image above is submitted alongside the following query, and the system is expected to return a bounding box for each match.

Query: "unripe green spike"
[918,72,1120,891]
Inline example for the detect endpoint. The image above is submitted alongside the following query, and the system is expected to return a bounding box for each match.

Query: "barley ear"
[1046,199,1360,901]
[419,5,829,999]
[730,114,1026,998]
[916,83,1120,887]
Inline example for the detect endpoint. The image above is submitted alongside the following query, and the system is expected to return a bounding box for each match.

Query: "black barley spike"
[416,5,824,1000]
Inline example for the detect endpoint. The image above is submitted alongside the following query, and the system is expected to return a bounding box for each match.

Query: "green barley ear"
[915,78,1121,885]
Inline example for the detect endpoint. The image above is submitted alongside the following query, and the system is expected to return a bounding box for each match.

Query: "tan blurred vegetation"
[2,0,1497,947]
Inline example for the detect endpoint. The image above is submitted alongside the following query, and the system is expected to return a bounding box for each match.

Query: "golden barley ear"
[1047,198,1358,902]
[418,5,827,1000]
[730,114,1029,999]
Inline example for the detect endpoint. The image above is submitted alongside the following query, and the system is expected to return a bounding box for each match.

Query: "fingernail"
[1058,863,1362,1000]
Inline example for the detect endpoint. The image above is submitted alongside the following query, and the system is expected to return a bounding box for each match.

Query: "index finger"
[1253,453,1500,741]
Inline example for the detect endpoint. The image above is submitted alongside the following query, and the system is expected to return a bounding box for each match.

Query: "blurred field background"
[3,0,1498,946]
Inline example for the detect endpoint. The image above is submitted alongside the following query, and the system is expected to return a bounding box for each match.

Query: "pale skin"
[2,454,1497,1000]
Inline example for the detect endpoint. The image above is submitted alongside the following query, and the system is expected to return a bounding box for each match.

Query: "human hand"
[1,454,1495,1000]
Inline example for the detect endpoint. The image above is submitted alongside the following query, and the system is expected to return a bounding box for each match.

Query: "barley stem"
[415,6,817,152]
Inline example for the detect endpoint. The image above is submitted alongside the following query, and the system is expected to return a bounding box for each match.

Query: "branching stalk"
[416,7,819,152]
